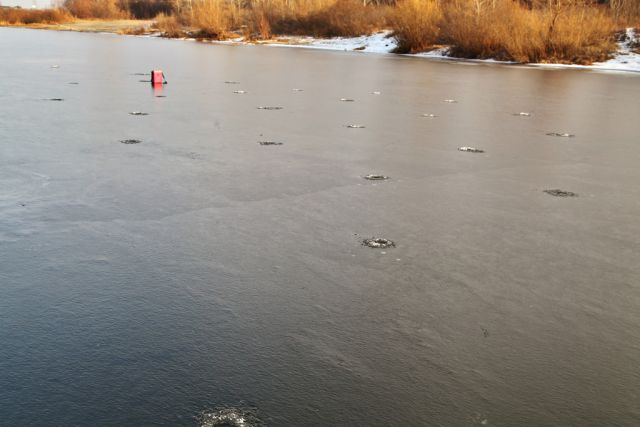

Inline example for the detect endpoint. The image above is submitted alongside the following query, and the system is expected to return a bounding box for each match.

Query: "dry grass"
[169,0,389,39]
[389,0,442,53]
[263,0,390,38]
[187,0,238,39]
[154,12,183,37]
[64,0,127,19]
[393,0,618,64]
[118,24,149,34]
[610,0,640,24]
[0,8,73,25]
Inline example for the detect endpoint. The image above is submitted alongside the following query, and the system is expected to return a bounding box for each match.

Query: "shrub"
[126,0,174,19]
[64,0,127,19]
[390,0,442,53]
[155,12,183,36]
[0,8,73,24]
[186,0,236,39]
[396,0,617,64]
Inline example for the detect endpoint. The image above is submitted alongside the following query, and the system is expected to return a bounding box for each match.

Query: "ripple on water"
[198,407,264,427]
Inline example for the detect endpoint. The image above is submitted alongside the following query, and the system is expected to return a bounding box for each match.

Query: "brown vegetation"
[0,7,73,24]
[154,12,183,37]
[2,0,638,65]
[610,0,640,24]
[64,0,127,18]
[260,0,390,38]
[189,0,237,39]
[389,0,442,53]
[392,0,619,64]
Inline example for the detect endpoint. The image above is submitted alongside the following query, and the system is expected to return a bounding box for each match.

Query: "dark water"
[1,28,640,426]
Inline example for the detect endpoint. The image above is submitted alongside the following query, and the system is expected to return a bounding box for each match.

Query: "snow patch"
[592,27,640,72]
[415,46,450,58]
[264,31,397,54]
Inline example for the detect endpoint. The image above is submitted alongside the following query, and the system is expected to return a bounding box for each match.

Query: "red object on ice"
[151,70,164,85]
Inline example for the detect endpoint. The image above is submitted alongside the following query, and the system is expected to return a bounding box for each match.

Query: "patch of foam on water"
[198,407,263,427]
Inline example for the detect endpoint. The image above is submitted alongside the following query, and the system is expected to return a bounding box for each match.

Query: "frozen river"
[1,27,639,426]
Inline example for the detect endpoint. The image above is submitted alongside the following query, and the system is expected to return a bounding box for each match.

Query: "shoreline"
[2,21,639,74]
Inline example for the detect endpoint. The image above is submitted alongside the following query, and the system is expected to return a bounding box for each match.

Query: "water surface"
[1,28,639,426]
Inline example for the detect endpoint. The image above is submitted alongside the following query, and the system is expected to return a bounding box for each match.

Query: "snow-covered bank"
[592,28,640,72]
[257,28,640,74]
[261,31,397,54]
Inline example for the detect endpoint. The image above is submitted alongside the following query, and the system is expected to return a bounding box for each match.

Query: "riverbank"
[255,29,640,73]
[2,19,639,73]
[0,19,152,34]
